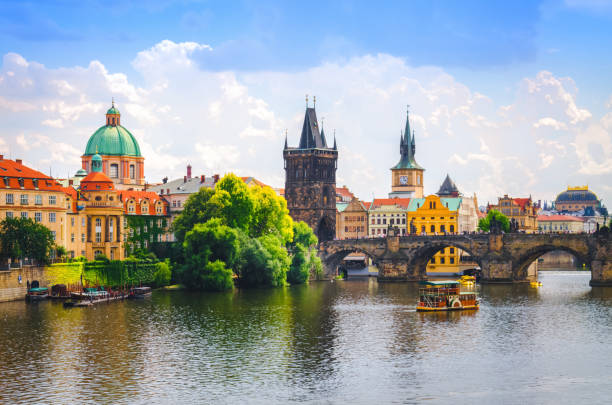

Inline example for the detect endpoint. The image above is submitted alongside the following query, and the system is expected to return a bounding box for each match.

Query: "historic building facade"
[389,110,424,199]
[81,102,145,190]
[368,198,409,237]
[537,215,584,233]
[488,195,539,232]
[335,197,368,239]
[0,156,68,253]
[283,103,338,242]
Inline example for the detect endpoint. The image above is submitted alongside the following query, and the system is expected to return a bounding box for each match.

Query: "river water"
[1,271,612,404]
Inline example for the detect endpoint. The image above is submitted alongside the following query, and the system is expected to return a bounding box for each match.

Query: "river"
[1,271,612,404]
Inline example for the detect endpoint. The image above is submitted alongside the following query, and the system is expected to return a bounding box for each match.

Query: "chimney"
[184,176,187,183]
[166,188,169,195]
[16,159,22,165]
[200,175,205,184]
[69,179,73,186]
[162,176,168,184]
[187,164,192,179]
[213,174,219,183]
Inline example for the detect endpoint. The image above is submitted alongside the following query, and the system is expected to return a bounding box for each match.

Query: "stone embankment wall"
[0,267,46,302]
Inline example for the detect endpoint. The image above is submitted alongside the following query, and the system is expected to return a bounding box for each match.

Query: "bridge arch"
[408,238,483,278]
[512,244,591,281]
[318,242,381,278]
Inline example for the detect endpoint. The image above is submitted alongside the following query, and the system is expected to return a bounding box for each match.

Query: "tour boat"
[530,281,543,287]
[25,287,49,301]
[459,275,476,286]
[417,280,479,312]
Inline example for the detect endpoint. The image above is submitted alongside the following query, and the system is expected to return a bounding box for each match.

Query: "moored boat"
[25,287,49,301]
[417,280,479,312]
[129,286,152,299]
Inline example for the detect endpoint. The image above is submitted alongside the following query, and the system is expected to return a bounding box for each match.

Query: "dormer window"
[18,178,24,187]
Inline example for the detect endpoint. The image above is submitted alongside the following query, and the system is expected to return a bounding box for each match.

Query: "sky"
[0,0,611,207]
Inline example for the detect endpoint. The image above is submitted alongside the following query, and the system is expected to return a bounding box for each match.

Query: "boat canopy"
[28,287,48,292]
[419,280,460,286]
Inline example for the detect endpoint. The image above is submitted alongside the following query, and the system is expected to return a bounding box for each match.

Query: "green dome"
[107,106,120,115]
[74,168,87,177]
[84,124,142,157]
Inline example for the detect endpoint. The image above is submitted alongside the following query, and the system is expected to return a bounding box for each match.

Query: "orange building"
[488,195,539,232]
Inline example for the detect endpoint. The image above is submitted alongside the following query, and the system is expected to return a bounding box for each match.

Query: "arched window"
[417,175,421,185]
[129,165,135,179]
[450,225,455,233]
[112,117,115,125]
[440,225,446,233]
[421,225,425,233]
[430,225,435,233]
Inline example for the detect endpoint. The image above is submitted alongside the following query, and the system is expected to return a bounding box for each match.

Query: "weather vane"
[305,94,308,107]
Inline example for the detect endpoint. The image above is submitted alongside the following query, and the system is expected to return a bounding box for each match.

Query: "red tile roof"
[336,186,354,199]
[118,190,168,215]
[537,215,584,222]
[371,198,411,209]
[0,157,64,191]
[513,198,532,209]
[80,171,115,191]
[240,176,270,188]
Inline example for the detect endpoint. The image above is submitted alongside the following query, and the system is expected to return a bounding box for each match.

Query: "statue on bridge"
[490,215,502,234]
[409,217,417,235]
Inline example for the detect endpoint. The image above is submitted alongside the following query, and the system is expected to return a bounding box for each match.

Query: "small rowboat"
[26,287,48,301]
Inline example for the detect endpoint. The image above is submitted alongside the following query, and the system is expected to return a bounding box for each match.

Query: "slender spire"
[333,129,337,150]
[411,129,416,156]
[112,97,115,107]
[284,129,288,149]
[391,104,424,170]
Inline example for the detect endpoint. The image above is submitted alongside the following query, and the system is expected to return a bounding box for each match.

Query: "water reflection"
[1,271,612,404]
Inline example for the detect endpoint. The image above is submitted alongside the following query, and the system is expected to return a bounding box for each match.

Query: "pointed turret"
[437,174,460,197]
[320,126,327,147]
[284,134,288,150]
[391,108,423,170]
[333,133,337,150]
[298,107,327,149]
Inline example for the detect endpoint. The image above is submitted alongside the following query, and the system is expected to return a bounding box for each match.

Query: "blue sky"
[0,0,611,205]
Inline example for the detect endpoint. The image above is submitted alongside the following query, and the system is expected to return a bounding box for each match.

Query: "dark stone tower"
[283,102,338,242]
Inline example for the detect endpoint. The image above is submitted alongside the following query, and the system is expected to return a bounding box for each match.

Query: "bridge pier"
[479,256,515,283]
[377,259,424,282]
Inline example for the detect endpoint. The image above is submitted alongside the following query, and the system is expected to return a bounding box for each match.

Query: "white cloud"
[0,41,610,206]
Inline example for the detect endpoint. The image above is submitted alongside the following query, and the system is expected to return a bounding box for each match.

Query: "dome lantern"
[91,152,102,173]
[106,98,120,126]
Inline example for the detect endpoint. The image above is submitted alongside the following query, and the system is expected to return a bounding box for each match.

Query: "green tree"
[179,219,239,290]
[250,185,294,243]
[0,217,54,264]
[288,244,309,284]
[171,187,217,244]
[236,237,287,287]
[478,210,510,233]
[289,221,318,249]
[214,174,254,232]
[201,260,234,291]
[153,260,172,287]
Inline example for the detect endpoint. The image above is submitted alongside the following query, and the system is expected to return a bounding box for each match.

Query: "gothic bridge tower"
[283,99,338,242]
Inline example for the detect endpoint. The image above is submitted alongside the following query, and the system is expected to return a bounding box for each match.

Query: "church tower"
[283,98,338,242]
[389,108,425,198]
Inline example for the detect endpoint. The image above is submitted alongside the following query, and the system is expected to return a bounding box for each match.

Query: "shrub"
[153,260,172,287]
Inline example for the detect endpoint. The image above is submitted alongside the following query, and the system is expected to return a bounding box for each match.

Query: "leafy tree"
[55,245,68,262]
[250,185,294,243]
[478,210,510,233]
[171,187,217,244]
[308,253,323,280]
[179,219,239,290]
[201,260,234,291]
[153,260,172,287]
[288,244,309,284]
[289,221,318,249]
[236,237,287,287]
[0,217,54,264]
[214,174,254,232]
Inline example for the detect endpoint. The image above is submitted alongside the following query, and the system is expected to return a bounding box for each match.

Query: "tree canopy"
[173,174,319,290]
[0,217,55,264]
[478,210,510,233]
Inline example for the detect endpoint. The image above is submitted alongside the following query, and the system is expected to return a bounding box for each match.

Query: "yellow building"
[389,110,424,199]
[336,197,368,239]
[488,195,539,232]
[0,156,68,259]
[406,195,464,275]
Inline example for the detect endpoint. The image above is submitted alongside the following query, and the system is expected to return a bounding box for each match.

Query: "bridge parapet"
[318,232,611,284]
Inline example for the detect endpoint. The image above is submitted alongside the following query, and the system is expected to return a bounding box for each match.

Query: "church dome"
[83,102,142,157]
[555,187,599,203]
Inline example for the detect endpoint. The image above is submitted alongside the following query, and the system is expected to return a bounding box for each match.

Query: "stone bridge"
[318,232,612,286]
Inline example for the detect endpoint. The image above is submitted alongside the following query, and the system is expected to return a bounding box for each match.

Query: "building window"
[440,257,445,264]
[20,194,28,205]
[417,175,421,185]
[49,195,56,205]
[440,225,446,233]
[71,217,75,226]
[450,225,455,233]
[431,257,435,264]
[51,231,56,241]
[21,212,28,219]
[383,219,387,225]
[450,248,455,254]
[450,257,455,264]
[81,233,85,243]
[421,225,425,233]
[71,233,75,242]
[110,164,119,178]
[130,165,135,179]
[49,213,56,223]
[430,225,435,233]
[6,212,13,218]
[6,193,13,204]
[35,195,42,205]
[95,218,102,243]
[82,217,86,227]
[35,212,42,222]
